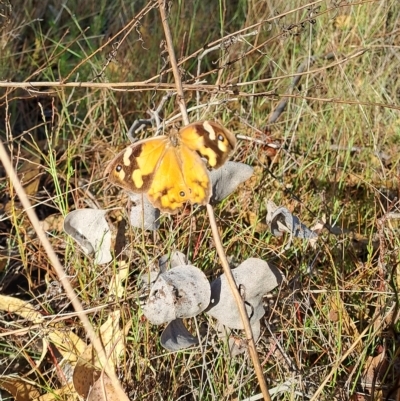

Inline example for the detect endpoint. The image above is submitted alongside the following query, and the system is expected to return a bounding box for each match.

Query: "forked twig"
[0,146,129,398]
[158,1,271,399]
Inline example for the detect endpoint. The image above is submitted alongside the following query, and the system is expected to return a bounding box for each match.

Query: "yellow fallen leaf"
[0,294,44,324]
[35,383,77,401]
[108,261,129,298]
[47,329,87,365]
[73,310,131,397]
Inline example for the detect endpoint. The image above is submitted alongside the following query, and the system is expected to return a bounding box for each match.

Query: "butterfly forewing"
[104,136,169,193]
[179,121,237,168]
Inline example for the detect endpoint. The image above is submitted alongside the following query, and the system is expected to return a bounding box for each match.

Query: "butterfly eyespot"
[179,191,185,197]
[217,134,225,142]
[116,165,122,172]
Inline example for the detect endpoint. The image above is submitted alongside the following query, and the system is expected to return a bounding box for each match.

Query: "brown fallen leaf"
[73,345,101,399]
[35,383,77,401]
[73,311,130,398]
[47,329,87,366]
[87,374,127,401]
[40,214,65,232]
[0,376,41,401]
[361,347,387,399]
[245,211,269,233]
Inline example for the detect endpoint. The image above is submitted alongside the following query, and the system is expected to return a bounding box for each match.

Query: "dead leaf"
[160,319,198,351]
[129,193,160,231]
[87,374,129,401]
[266,200,318,248]
[73,310,130,397]
[17,155,42,196]
[97,310,130,371]
[0,294,44,324]
[35,383,77,401]
[209,161,254,203]
[361,349,387,400]
[245,211,269,233]
[47,329,87,365]
[40,214,65,232]
[0,376,41,401]
[107,261,129,298]
[206,258,283,340]
[73,346,101,398]
[158,251,188,273]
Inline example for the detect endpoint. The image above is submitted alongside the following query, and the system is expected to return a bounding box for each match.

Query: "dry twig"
[158,0,271,399]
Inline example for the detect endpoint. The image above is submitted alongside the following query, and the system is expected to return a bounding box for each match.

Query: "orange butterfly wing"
[105,121,236,214]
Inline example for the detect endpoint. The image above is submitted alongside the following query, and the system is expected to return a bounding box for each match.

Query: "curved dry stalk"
[206,206,272,401]
[0,143,129,400]
[0,48,366,91]
[158,0,271,399]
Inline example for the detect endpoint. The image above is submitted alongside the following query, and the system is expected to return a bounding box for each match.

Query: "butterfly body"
[105,121,236,214]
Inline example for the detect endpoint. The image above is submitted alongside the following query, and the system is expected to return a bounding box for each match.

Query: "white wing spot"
[123,147,133,166]
[203,121,216,141]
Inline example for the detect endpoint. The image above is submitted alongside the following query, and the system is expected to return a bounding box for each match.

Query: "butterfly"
[104,121,237,214]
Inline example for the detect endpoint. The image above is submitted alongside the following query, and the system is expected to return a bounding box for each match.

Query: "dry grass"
[1,0,400,400]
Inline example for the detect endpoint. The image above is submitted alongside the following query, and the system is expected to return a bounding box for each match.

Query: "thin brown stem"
[158,0,271,399]
[206,204,272,401]
[158,0,189,125]
[0,142,129,399]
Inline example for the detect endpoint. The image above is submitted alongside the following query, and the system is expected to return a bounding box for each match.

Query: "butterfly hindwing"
[147,146,211,213]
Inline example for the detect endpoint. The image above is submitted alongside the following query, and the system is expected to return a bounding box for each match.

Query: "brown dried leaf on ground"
[0,376,41,401]
[87,374,126,401]
[47,329,87,366]
[97,310,131,370]
[73,310,130,398]
[107,260,129,298]
[35,383,77,401]
[73,345,101,398]
[40,214,65,232]
[360,347,387,400]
